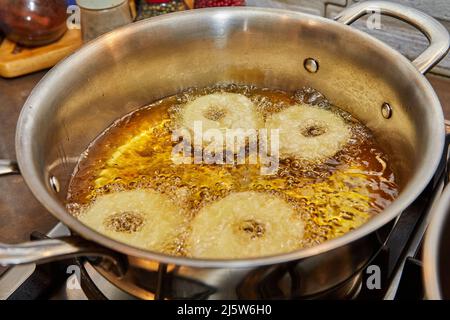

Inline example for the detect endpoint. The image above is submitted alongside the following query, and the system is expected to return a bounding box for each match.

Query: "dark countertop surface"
[0,70,449,275]
[0,71,57,247]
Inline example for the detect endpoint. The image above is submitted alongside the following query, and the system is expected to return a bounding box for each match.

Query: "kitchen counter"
[428,75,450,120]
[0,71,57,248]
[0,71,449,276]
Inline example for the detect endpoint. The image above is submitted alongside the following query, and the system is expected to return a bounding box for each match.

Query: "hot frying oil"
[67,85,398,253]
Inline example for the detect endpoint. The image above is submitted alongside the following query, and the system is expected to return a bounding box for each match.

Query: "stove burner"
[2,135,449,300]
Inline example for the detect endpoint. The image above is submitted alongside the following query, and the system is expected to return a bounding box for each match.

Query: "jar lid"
[76,0,127,10]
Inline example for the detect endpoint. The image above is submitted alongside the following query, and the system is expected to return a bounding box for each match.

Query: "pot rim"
[16,7,445,268]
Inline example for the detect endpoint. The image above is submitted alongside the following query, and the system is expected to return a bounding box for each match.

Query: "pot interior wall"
[24,10,438,207]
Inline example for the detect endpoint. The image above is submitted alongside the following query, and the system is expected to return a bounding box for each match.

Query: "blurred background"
[0,0,449,76]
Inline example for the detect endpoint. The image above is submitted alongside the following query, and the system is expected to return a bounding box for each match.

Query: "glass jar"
[0,0,68,47]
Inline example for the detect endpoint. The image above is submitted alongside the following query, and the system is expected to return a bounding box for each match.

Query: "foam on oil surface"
[67,85,398,256]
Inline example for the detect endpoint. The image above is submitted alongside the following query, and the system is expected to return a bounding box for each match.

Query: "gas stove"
[1,137,447,300]
[0,223,135,300]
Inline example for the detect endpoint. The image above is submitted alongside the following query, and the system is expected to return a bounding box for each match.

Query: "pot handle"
[334,0,450,74]
[0,160,128,276]
[0,235,127,277]
[0,159,20,175]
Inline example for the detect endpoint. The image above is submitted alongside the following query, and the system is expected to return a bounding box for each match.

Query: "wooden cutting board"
[0,29,82,78]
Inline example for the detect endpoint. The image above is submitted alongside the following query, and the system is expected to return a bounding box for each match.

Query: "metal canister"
[76,0,133,42]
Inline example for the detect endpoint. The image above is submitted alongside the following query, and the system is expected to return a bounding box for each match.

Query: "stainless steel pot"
[1,1,449,299]
[423,181,450,299]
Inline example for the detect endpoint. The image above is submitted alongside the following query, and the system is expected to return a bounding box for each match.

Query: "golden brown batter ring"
[187,191,304,259]
[265,105,351,161]
[180,93,263,132]
[79,190,186,253]
[178,93,264,154]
